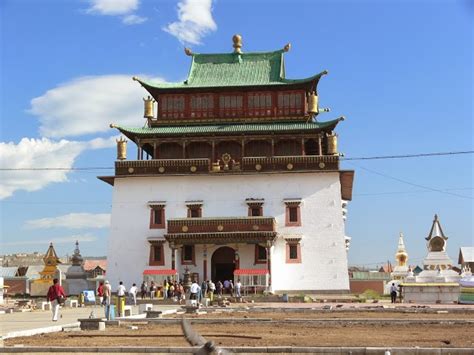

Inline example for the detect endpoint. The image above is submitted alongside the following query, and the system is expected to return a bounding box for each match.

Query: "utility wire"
[0,150,472,171]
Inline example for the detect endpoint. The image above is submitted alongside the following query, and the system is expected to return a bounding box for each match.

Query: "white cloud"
[85,0,147,25]
[2,234,97,246]
[0,137,115,200]
[86,0,139,15]
[25,213,111,230]
[29,75,164,138]
[122,14,147,25]
[164,0,217,45]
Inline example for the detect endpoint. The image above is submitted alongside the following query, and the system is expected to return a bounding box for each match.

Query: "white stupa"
[402,215,461,303]
[406,214,460,283]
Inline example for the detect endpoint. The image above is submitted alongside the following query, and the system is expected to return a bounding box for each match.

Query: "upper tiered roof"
[133,36,326,94]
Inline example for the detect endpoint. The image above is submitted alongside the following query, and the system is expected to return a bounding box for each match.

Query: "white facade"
[107,172,350,293]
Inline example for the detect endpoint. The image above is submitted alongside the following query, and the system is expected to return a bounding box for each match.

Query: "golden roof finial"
[283,43,291,52]
[232,34,242,53]
[184,47,193,56]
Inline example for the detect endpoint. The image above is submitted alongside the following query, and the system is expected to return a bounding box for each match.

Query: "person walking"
[47,278,66,322]
[129,283,138,306]
[235,279,242,298]
[216,280,223,297]
[223,279,230,294]
[229,280,234,296]
[97,282,104,305]
[163,279,168,300]
[390,283,398,304]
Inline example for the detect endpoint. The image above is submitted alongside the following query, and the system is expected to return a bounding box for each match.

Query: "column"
[211,140,216,161]
[301,138,305,155]
[203,245,208,280]
[171,244,177,270]
[271,139,275,156]
[317,134,323,156]
[266,241,272,288]
[182,141,187,159]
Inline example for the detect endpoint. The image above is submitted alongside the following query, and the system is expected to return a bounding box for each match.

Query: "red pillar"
[203,259,207,281]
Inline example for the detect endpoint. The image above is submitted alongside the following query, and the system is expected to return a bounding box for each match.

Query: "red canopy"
[143,269,177,275]
[234,269,268,275]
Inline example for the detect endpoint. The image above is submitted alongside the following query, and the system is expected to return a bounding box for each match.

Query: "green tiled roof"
[112,118,343,139]
[134,50,327,91]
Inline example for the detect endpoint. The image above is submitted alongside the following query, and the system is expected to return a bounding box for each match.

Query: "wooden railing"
[115,155,339,176]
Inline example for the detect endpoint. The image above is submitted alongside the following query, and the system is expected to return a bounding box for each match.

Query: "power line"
[0,150,472,171]
[347,162,473,200]
[342,150,474,161]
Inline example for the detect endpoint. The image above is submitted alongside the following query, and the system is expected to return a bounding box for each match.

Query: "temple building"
[100,35,354,293]
[30,243,61,296]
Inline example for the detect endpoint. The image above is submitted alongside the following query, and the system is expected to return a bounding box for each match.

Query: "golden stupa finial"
[283,43,291,52]
[232,34,242,53]
[184,47,193,56]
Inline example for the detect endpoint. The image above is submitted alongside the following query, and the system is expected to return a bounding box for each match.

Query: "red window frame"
[248,206,263,217]
[150,207,165,229]
[181,245,195,265]
[149,242,165,266]
[285,204,301,227]
[190,94,215,118]
[187,206,202,218]
[248,92,273,117]
[286,242,302,263]
[254,244,267,264]
[277,91,304,117]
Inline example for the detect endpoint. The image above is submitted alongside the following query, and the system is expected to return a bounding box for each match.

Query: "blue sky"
[1,0,472,268]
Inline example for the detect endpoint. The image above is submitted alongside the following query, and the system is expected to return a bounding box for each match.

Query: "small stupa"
[30,243,61,296]
[65,241,88,295]
[37,243,61,283]
[402,215,461,303]
[391,232,409,280]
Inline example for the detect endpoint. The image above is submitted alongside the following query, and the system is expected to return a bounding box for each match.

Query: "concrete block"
[139,303,153,313]
[123,305,133,316]
[186,299,197,307]
[79,318,106,331]
[41,301,51,311]
[65,299,78,308]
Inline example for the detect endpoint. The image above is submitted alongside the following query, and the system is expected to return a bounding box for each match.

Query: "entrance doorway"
[211,247,235,282]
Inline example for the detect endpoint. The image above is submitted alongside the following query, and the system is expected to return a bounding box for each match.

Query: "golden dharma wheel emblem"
[255,164,262,171]
[182,226,189,232]
[287,163,293,170]
[217,225,224,231]
[158,167,165,173]
[319,162,325,169]
[190,166,197,172]
[253,225,260,231]
[128,167,134,174]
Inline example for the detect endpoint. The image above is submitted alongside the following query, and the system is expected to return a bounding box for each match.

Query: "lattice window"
[161,95,185,118]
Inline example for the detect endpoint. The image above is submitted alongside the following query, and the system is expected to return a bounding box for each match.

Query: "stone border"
[1,323,80,340]
[0,346,473,353]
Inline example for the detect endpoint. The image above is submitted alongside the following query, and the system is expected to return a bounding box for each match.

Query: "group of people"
[137,278,243,303]
[97,280,138,306]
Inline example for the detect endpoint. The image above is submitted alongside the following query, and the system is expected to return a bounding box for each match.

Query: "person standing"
[140,281,147,299]
[229,280,234,296]
[208,280,216,302]
[97,282,104,305]
[163,279,168,300]
[201,280,208,300]
[47,278,66,322]
[390,283,398,304]
[216,280,223,297]
[223,279,230,294]
[103,280,112,305]
[129,283,138,306]
[235,279,242,298]
[190,280,200,300]
[149,281,156,300]
[117,281,126,316]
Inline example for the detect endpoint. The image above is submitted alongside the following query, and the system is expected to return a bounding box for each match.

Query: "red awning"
[234,269,268,275]
[143,269,177,275]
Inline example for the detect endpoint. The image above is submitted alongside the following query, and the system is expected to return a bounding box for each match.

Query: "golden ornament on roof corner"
[283,43,291,52]
[143,95,155,119]
[232,34,242,53]
[184,47,193,56]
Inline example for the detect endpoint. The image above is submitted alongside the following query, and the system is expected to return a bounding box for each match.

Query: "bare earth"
[5,310,474,348]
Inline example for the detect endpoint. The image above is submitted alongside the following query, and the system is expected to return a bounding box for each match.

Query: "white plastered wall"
[106,172,349,292]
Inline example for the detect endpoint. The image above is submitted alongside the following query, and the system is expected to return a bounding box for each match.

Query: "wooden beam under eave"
[339,170,355,201]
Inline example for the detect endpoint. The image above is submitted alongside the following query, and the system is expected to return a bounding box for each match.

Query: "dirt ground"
[5,310,474,348]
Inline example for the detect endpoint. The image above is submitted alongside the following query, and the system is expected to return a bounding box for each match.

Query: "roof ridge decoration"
[132,35,327,91]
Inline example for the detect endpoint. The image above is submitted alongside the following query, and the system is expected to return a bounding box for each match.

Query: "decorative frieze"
[164,231,277,245]
[167,216,276,234]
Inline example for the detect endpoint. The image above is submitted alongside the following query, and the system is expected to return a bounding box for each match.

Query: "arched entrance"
[211,247,235,282]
